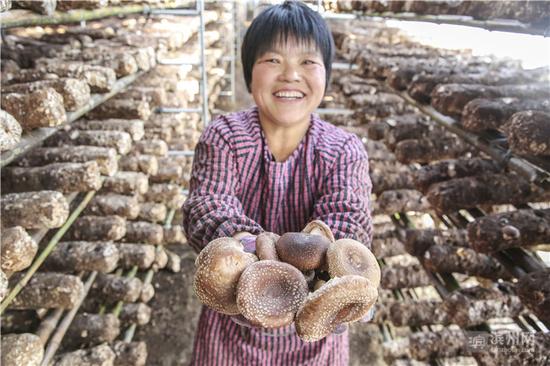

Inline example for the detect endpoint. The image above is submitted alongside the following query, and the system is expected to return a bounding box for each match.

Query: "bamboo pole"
[0,190,96,313]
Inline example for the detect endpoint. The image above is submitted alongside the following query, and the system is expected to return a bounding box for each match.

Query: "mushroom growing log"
[34,60,116,93]
[394,136,472,164]
[164,249,181,273]
[116,244,156,270]
[42,241,119,273]
[1,333,43,366]
[14,146,118,176]
[91,273,143,303]
[86,99,151,121]
[424,245,511,280]
[409,328,469,361]
[467,208,550,253]
[130,139,168,157]
[426,173,534,213]
[137,202,167,223]
[143,183,185,209]
[515,268,550,323]
[412,157,502,193]
[66,215,126,241]
[381,264,432,289]
[85,193,140,219]
[112,341,147,366]
[371,237,407,258]
[404,228,469,257]
[65,313,120,347]
[1,88,66,130]
[150,159,183,184]
[374,189,431,214]
[119,303,152,326]
[102,171,149,196]
[389,300,449,327]
[9,272,83,309]
[119,155,159,176]
[1,191,69,229]
[371,172,415,195]
[502,110,550,156]
[53,344,116,366]
[72,118,145,141]
[163,225,186,245]
[43,130,133,155]
[1,78,90,111]
[0,109,22,152]
[1,162,101,194]
[123,221,164,245]
[118,86,166,108]
[473,332,550,366]
[1,226,37,275]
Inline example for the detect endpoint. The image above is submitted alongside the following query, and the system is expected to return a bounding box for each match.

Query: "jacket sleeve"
[311,135,373,247]
[182,119,263,252]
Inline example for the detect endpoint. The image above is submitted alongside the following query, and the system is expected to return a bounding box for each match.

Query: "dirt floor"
[135,60,386,366]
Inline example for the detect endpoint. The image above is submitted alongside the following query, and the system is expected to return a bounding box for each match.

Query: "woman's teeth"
[274,91,304,99]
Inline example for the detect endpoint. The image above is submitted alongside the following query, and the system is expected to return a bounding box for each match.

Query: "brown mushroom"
[327,239,381,287]
[236,260,308,328]
[255,232,280,261]
[295,275,378,342]
[275,232,330,271]
[303,220,335,242]
[193,237,258,315]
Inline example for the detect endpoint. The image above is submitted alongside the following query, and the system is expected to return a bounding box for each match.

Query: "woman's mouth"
[273,91,305,100]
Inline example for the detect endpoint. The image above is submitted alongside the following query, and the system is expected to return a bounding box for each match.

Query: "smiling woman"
[182,2,373,365]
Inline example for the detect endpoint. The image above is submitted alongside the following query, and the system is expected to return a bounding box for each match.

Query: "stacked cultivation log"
[143,127,172,142]
[1,88,66,130]
[409,329,469,361]
[9,272,84,309]
[34,60,116,93]
[0,333,44,366]
[86,99,151,121]
[1,191,69,229]
[85,193,140,219]
[442,286,523,327]
[150,158,183,183]
[91,273,143,303]
[116,244,156,270]
[119,155,159,176]
[118,87,166,108]
[65,313,120,346]
[112,341,147,366]
[152,247,168,271]
[423,245,510,280]
[1,226,38,276]
[371,172,415,195]
[430,83,550,117]
[349,92,404,110]
[145,113,188,136]
[1,78,91,111]
[381,264,432,289]
[1,162,102,194]
[123,222,164,245]
[2,69,58,85]
[119,303,152,326]
[467,208,550,253]
[426,173,534,213]
[53,344,115,366]
[143,183,185,209]
[371,237,406,258]
[503,110,550,156]
[140,283,155,304]
[516,269,550,323]
[375,189,430,214]
[383,118,440,151]
[130,139,168,157]
[43,241,119,273]
[0,270,7,301]
[44,130,133,155]
[473,332,550,366]
[14,146,118,176]
[461,98,550,132]
[102,172,149,195]
[412,158,502,193]
[164,249,182,273]
[138,202,167,223]
[404,228,469,257]
[12,0,56,15]
[72,119,145,141]
[394,136,472,164]
[163,225,186,245]
[0,110,22,151]
[66,215,127,241]
[388,300,449,327]
[366,121,389,140]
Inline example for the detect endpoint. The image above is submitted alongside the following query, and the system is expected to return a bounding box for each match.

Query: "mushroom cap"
[327,239,381,287]
[295,275,378,342]
[256,232,280,261]
[302,220,335,242]
[193,237,258,315]
[275,232,330,271]
[236,260,309,328]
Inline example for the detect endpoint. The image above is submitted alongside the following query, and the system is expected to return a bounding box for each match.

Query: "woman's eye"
[303,60,317,65]
[266,58,279,64]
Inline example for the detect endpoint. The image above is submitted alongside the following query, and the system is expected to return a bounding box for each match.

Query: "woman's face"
[250,38,326,130]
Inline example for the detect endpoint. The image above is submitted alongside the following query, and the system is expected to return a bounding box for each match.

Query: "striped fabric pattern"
[182,106,372,365]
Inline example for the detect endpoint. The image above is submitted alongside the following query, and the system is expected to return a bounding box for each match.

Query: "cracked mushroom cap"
[236,260,308,328]
[193,237,258,315]
[275,232,331,271]
[302,220,335,242]
[327,239,381,287]
[295,275,378,342]
[256,232,280,261]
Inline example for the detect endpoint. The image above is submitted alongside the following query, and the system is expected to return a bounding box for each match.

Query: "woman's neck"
[260,116,310,162]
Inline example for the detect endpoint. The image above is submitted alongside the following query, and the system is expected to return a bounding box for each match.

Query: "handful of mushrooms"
[193,220,380,342]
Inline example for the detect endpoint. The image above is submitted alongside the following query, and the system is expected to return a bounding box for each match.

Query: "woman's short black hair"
[241,1,335,93]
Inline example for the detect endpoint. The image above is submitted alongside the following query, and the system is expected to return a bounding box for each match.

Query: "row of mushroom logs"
[193,220,381,342]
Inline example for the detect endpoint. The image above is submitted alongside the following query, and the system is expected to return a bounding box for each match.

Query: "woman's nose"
[278,63,300,82]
